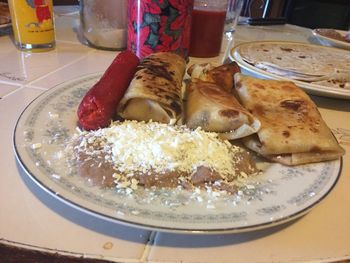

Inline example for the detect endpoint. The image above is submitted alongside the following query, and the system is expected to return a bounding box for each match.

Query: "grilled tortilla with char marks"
[187,62,241,92]
[185,80,260,140]
[234,73,345,165]
[117,52,186,123]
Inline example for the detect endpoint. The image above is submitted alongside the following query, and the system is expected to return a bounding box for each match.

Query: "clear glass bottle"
[80,0,128,51]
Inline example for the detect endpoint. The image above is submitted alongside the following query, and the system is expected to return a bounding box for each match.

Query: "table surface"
[1,6,350,263]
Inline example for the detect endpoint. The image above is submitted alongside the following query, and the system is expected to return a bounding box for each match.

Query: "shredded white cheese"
[31,143,42,150]
[74,120,241,176]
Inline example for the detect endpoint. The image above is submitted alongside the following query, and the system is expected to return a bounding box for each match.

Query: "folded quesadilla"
[185,80,260,140]
[234,73,345,165]
[187,62,241,92]
[117,52,186,123]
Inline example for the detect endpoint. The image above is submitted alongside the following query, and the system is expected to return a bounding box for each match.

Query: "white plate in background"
[312,29,350,50]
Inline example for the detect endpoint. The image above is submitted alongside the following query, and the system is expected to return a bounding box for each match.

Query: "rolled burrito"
[234,73,345,165]
[117,52,186,123]
[185,80,260,140]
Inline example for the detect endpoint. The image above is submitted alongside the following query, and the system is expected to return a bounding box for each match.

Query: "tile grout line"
[1,85,26,99]
[0,79,23,87]
[25,49,97,87]
[0,84,47,100]
[139,231,157,263]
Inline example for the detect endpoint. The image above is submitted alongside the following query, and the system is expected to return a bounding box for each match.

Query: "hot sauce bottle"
[8,0,55,52]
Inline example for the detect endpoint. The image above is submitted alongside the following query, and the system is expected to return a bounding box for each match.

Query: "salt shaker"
[80,0,127,50]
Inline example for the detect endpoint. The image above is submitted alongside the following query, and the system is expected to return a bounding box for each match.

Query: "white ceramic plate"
[312,29,350,50]
[13,73,342,234]
[230,41,350,100]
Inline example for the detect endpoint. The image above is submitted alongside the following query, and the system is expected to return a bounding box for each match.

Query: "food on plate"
[234,73,345,166]
[69,121,258,193]
[117,52,186,124]
[314,28,350,43]
[187,62,241,92]
[77,50,139,130]
[185,80,260,140]
[72,49,344,198]
[236,41,350,89]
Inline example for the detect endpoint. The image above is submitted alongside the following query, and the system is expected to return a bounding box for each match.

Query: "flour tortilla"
[117,52,186,123]
[237,42,350,89]
[234,73,345,165]
[185,80,260,140]
[187,62,241,92]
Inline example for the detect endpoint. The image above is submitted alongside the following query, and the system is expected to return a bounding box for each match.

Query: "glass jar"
[80,0,127,50]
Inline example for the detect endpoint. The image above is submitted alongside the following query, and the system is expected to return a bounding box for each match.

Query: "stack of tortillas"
[236,42,350,89]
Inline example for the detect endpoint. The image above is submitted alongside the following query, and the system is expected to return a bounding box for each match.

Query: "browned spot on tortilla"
[253,83,265,89]
[198,82,245,110]
[282,130,290,137]
[219,109,239,118]
[281,84,296,92]
[143,65,174,82]
[253,104,265,116]
[298,55,306,58]
[310,127,319,133]
[280,47,293,52]
[280,99,304,111]
[310,146,321,152]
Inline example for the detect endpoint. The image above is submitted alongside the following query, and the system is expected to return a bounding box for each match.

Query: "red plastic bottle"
[127,0,194,59]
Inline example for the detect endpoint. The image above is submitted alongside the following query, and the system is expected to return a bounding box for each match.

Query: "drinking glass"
[224,0,244,33]
[189,0,229,58]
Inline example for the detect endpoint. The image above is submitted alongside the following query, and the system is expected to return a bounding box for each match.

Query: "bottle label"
[127,0,194,59]
[9,0,54,45]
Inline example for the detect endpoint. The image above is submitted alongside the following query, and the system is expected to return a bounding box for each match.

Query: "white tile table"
[1,6,349,263]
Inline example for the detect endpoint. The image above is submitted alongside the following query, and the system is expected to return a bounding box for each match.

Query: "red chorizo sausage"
[77,50,140,130]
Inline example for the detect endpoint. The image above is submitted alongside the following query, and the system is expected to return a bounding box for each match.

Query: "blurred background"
[241,0,350,30]
[1,0,349,30]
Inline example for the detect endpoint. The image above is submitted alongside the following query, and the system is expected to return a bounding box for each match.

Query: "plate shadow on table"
[16,161,153,244]
[150,218,302,248]
[311,95,350,112]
